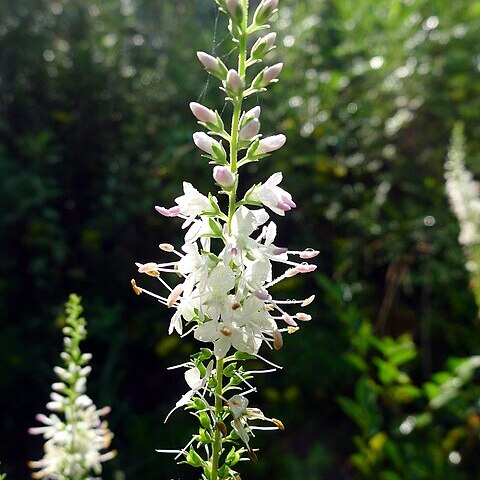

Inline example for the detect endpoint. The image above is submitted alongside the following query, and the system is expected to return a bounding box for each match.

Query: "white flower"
[165,362,214,422]
[202,264,236,320]
[251,172,296,215]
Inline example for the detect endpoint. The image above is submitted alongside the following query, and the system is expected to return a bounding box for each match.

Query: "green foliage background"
[1,0,480,478]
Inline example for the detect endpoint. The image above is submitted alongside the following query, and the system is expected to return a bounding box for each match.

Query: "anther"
[131,279,142,296]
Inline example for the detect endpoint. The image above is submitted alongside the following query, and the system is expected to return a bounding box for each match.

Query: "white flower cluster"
[29,295,115,480]
[133,176,317,359]
[445,123,480,249]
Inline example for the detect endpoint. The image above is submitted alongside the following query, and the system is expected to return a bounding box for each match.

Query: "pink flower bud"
[263,62,283,85]
[256,134,286,154]
[189,102,217,124]
[213,166,235,188]
[245,106,261,119]
[251,32,277,59]
[193,132,218,155]
[226,0,243,20]
[239,118,260,141]
[253,0,279,25]
[197,52,227,79]
[226,69,244,94]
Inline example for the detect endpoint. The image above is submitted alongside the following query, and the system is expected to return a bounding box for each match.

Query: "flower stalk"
[133,1,317,478]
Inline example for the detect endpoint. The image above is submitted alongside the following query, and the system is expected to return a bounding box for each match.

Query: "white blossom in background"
[445,122,480,314]
[445,123,480,248]
[132,0,317,478]
[29,295,115,480]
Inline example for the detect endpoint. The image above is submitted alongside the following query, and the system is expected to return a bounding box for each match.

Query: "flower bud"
[226,0,243,22]
[213,166,235,188]
[253,0,279,25]
[250,32,277,60]
[239,118,260,141]
[256,134,286,155]
[197,51,228,79]
[193,132,221,156]
[226,69,244,94]
[245,106,261,120]
[253,63,283,89]
[189,102,217,124]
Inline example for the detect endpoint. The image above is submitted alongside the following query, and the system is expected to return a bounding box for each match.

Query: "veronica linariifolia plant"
[445,123,480,313]
[132,1,317,478]
[29,294,116,480]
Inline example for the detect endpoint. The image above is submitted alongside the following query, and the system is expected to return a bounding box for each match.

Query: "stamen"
[220,326,232,337]
[301,295,315,307]
[159,243,175,252]
[131,279,142,296]
[295,313,312,321]
[273,330,283,350]
[167,283,184,308]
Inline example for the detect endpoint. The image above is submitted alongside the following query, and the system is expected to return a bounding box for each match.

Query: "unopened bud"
[273,329,283,350]
[256,134,286,155]
[262,62,283,86]
[193,132,221,156]
[213,166,235,188]
[226,69,244,94]
[197,51,227,79]
[245,106,261,119]
[226,0,243,22]
[190,102,217,124]
[131,279,142,295]
[251,32,277,60]
[253,0,279,25]
[239,118,260,141]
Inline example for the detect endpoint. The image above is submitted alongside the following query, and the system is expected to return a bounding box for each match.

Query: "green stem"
[211,357,225,480]
[227,0,249,235]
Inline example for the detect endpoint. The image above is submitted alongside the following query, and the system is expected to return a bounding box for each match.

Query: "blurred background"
[1,0,480,478]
